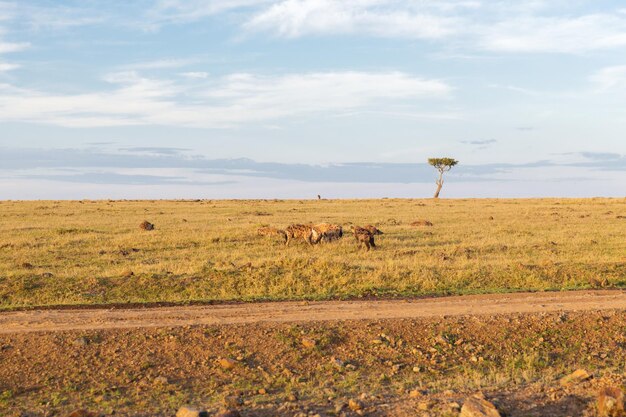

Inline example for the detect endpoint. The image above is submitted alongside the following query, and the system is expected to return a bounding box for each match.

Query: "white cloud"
[230,0,626,55]
[144,0,273,27]
[245,0,460,39]
[21,9,104,30]
[0,61,18,71]
[0,4,29,74]
[0,1,104,30]
[181,71,209,79]
[0,70,452,128]
[239,1,626,54]
[590,65,626,90]
[0,25,28,54]
[3,0,626,55]
[0,26,27,74]
[0,41,26,53]
[480,14,626,53]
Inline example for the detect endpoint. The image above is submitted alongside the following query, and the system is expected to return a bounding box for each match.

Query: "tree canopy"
[428,158,459,172]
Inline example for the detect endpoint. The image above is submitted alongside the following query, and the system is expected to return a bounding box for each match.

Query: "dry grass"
[2,311,625,416]
[0,198,625,309]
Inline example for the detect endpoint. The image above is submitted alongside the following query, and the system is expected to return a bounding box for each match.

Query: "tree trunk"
[433,172,444,198]
[433,181,443,198]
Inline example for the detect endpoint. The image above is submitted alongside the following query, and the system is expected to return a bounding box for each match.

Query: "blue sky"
[1,0,625,199]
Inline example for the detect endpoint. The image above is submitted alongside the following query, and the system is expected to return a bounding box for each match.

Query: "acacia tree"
[428,157,458,198]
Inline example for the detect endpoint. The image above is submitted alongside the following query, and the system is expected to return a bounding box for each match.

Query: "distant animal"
[257,226,287,243]
[139,220,154,231]
[317,194,321,200]
[311,223,343,243]
[285,224,315,246]
[363,225,383,235]
[351,225,376,251]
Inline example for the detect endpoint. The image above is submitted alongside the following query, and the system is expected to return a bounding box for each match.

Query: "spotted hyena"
[351,225,376,251]
[257,226,288,244]
[363,225,383,236]
[311,223,343,243]
[285,224,315,246]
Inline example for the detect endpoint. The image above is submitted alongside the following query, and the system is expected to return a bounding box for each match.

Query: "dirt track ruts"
[1,290,624,334]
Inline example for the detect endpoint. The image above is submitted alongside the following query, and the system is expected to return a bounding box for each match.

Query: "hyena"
[257,226,288,244]
[363,225,383,236]
[285,224,315,246]
[311,223,343,243]
[351,225,377,251]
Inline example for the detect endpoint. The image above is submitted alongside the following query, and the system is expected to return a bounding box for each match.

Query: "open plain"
[0,198,625,416]
[1,198,625,309]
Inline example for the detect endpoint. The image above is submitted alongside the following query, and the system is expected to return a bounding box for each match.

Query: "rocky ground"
[1,309,625,416]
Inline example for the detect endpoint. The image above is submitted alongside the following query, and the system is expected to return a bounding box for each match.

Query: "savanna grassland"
[0,198,625,309]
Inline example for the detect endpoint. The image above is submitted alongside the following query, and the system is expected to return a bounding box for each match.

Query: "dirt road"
[1,290,624,334]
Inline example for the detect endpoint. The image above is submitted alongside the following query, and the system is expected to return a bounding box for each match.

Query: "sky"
[1,0,626,199]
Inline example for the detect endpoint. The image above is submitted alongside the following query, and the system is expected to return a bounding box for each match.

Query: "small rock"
[222,395,243,408]
[218,358,237,370]
[460,396,501,417]
[559,369,592,386]
[417,401,432,410]
[153,376,168,385]
[334,403,347,413]
[279,402,299,412]
[175,406,209,417]
[301,337,317,349]
[597,386,625,417]
[435,335,449,345]
[331,357,345,368]
[448,401,462,412]
[72,336,89,347]
[348,399,363,411]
